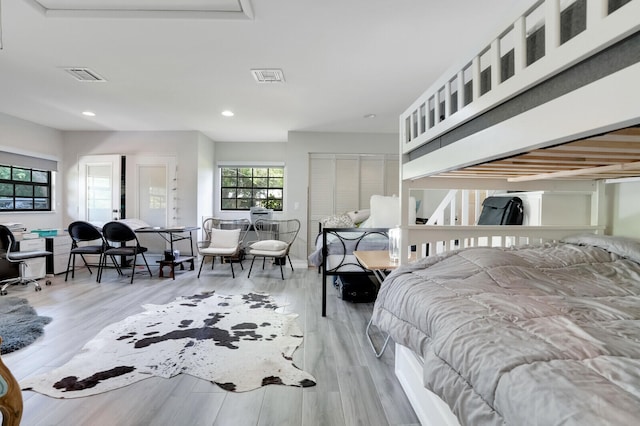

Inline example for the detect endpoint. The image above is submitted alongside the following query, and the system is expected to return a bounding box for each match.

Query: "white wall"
[0,112,64,231]
[197,132,215,240]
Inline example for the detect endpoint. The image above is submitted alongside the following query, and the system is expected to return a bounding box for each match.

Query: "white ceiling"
[0,0,534,142]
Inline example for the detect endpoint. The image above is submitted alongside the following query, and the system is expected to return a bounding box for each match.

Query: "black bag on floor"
[478,196,524,225]
[336,275,378,303]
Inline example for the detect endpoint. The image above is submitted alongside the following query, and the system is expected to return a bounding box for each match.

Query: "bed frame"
[319,227,389,317]
[391,1,639,422]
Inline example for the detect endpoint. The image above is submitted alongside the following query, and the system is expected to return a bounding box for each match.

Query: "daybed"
[372,234,640,425]
[309,195,417,316]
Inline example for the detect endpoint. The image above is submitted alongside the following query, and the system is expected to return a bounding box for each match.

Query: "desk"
[354,250,415,358]
[135,226,199,279]
[135,226,199,255]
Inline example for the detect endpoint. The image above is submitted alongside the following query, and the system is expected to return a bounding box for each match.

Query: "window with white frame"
[0,164,52,211]
[220,166,284,211]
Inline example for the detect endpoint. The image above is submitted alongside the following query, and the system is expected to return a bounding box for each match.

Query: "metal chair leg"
[248,256,257,278]
[366,317,391,358]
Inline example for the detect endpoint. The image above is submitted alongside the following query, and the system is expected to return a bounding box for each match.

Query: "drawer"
[18,238,46,251]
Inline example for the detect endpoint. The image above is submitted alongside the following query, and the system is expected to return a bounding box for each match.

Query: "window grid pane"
[0,164,52,212]
[220,167,284,211]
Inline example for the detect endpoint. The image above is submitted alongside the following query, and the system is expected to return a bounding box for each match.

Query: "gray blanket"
[372,235,640,426]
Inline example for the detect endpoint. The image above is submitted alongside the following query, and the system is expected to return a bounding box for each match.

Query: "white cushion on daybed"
[365,195,417,228]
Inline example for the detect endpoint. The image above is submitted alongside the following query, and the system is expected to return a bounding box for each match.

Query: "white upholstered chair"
[198,218,250,278]
[247,218,300,280]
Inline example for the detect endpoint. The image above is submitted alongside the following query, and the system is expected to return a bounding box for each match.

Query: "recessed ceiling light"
[363,113,376,119]
[82,111,96,117]
[221,110,234,117]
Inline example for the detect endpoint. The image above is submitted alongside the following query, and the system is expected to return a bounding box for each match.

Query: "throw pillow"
[346,209,370,225]
[209,228,241,249]
[321,214,354,228]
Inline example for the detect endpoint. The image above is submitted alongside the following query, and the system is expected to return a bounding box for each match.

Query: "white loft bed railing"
[406,224,605,259]
[400,0,639,158]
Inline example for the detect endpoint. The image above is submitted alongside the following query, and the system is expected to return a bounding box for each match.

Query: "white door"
[126,156,177,253]
[78,155,122,224]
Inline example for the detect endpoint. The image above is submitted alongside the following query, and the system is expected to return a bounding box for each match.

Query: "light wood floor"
[3,259,419,426]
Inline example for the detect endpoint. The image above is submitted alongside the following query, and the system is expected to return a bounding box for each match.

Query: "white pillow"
[322,214,354,228]
[346,209,370,225]
[209,228,241,249]
[251,240,288,251]
[562,234,640,264]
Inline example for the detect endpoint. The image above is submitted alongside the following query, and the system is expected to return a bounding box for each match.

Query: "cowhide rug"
[21,292,315,397]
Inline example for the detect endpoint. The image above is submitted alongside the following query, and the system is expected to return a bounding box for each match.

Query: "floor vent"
[251,69,285,83]
[63,67,107,82]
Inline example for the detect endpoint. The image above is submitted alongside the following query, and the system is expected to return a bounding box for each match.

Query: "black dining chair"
[100,221,152,283]
[0,225,52,295]
[65,221,110,282]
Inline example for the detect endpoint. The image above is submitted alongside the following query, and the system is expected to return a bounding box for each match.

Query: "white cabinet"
[16,238,47,279]
[46,234,72,275]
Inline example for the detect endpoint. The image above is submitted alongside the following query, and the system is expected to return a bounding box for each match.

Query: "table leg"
[366,318,391,358]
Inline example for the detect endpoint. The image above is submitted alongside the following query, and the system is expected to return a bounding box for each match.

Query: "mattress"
[372,234,640,425]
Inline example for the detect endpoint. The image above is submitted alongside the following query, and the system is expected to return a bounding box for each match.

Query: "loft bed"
[375,0,640,425]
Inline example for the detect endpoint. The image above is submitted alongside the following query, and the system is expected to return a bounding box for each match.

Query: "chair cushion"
[250,240,288,251]
[209,228,241,249]
[200,247,237,256]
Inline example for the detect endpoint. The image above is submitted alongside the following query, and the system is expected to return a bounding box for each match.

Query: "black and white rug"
[22,292,315,397]
[0,296,51,355]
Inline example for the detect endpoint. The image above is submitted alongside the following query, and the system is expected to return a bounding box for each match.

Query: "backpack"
[477,196,524,225]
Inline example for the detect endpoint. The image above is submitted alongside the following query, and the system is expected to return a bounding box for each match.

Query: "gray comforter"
[372,234,640,426]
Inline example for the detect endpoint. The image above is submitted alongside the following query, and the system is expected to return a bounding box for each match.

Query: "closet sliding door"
[308,153,398,257]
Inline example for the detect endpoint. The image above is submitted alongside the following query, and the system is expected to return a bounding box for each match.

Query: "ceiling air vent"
[251,69,285,83]
[63,67,107,82]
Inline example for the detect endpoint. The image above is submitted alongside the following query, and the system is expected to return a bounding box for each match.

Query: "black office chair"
[65,221,111,282]
[99,221,152,284]
[0,225,52,295]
